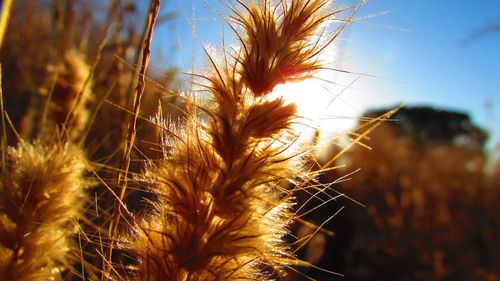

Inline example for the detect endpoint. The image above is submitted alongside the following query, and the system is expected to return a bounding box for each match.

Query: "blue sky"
[153,0,500,150]
[344,0,500,149]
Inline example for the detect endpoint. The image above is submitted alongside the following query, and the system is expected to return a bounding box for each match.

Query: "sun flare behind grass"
[269,66,363,146]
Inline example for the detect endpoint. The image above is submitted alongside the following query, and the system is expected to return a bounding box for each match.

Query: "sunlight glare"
[269,72,361,145]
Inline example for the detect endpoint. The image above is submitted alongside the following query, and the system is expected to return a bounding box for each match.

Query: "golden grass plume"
[0,141,89,280]
[41,50,93,143]
[118,0,352,280]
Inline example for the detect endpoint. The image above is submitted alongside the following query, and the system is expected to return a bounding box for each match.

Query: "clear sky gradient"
[153,0,500,151]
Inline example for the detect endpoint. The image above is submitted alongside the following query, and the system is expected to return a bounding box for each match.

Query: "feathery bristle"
[123,114,299,280]
[0,142,89,281]
[119,0,349,280]
[232,0,331,96]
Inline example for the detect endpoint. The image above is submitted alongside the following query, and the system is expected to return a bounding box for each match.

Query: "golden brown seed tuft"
[233,0,330,96]
[121,0,349,280]
[41,50,92,143]
[0,142,89,281]
[246,98,297,138]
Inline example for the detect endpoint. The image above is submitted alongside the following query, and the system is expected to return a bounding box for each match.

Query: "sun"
[269,71,362,145]
[272,79,329,123]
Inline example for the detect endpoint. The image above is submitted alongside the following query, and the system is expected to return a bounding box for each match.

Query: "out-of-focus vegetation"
[2,0,182,152]
[1,0,183,207]
[1,0,184,279]
[297,106,500,281]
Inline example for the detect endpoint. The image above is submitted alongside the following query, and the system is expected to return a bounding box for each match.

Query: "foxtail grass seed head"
[246,98,298,138]
[120,0,347,280]
[0,142,89,281]
[233,0,331,96]
[42,50,92,143]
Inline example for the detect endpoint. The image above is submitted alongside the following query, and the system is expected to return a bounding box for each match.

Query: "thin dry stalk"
[1,65,7,170]
[321,105,402,169]
[0,0,13,51]
[105,0,161,276]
